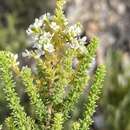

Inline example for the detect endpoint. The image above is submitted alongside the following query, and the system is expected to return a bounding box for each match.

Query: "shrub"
[0,0,106,129]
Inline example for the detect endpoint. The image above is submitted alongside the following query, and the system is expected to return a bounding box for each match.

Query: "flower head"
[44,43,55,53]
[68,23,82,37]
[50,22,60,31]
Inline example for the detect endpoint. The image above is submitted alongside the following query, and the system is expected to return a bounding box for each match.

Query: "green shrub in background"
[0,0,52,28]
[0,14,26,52]
[0,14,27,123]
[0,0,105,129]
[0,0,52,52]
[103,49,130,130]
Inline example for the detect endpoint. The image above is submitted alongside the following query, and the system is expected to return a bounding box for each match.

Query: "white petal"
[82,36,87,42]
[44,43,55,53]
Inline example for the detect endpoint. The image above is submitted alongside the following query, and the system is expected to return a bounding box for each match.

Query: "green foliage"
[21,67,47,122]
[52,113,64,130]
[103,49,130,130]
[0,52,36,130]
[0,0,106,129]
[80,65,106,130]
[0,0,53,122]
[52,49,75,105]
[72,122,80,130]
[0,14,26,52]
[0,0,52,28]
[62,38,98,119]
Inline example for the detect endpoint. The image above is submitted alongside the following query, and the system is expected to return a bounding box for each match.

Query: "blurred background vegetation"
[0,0,53,52]
[0,0,130,130]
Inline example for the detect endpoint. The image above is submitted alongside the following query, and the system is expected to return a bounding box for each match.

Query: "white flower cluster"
[64,23,88,54]
[9,53,19,66]
[23,12,88,58]
[50,22,60,31]
[66,36,87,54]
[24,13,59,58]
[68,23,82,37]
[26,13,51,36]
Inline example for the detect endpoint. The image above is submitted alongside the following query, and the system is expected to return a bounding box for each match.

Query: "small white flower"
[43,32,52,39]
[30,34,39,43]
[67,37,87,53]
[26,18,43,36]
[35,49,45,58]
[26,12,52,37]
[64,18,68,25]
[78,37,87,46]
[22,66,28,70]
[69,24,82,36]
[39,32,52,44]
[50,22,60,31]
[76,36,88,53]
[14,54,18,61]
[32,43,42,49]
[14,54,20,65]
[11,54,20,66]
[70,43,79,49]
[79,46,87,53]
[44,43,55,53]
[33,18,43,28]
[66,38,80,49]
[26,26,36,36]
[72,39,80,49]
[81,36,87,42]
[26,28,33,35]
[75,26,82,34]
[39,13,51,21]
[22,49,31,57]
